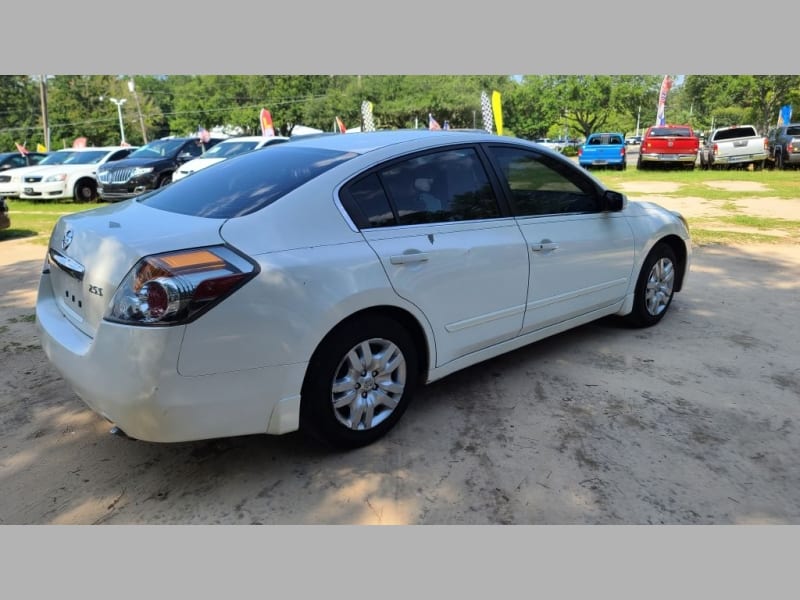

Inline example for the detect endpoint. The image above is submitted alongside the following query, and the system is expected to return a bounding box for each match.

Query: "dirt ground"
[1,183,799,524]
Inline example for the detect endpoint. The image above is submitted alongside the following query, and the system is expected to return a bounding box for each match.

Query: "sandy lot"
[1,184,799,524]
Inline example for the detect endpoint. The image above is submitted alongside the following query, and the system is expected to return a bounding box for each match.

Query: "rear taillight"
[105,246,258,326]
[712,143,718,156]
[578,147,583,157]
[620,147,626,157]
[763,137,768,151]
[788,140,794,155]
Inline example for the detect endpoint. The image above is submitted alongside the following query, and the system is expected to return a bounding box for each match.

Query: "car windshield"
[139,145,357,218]
[62,150,111,165]
[204,140,261,158]
[128,139,187,159]
[38,151,77,165]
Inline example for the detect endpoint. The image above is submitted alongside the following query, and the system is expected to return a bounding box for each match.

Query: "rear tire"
[626,242,678,328]
[777,152,786,170]
[300,314,419,449]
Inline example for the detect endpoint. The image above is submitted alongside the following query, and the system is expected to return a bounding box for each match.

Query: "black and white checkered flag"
[361,100,376,132]
[481,91,494,134]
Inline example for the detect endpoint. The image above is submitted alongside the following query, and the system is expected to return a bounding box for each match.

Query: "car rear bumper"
[640,153,697,164]
[36,271,306,442]
[712,152,768,164]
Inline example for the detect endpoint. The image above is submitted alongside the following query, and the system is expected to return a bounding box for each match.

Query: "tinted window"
[377,147,500,226]
[343,174,396,228]
[786,126,800,136]
[650,127,692,137]
[139,145,356,218]
[715,127,757,140]
[487,146,598,216]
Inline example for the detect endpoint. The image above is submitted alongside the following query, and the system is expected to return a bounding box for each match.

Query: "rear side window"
[786,126,800,136]
[139,146,357,218]
[341,147,500,228]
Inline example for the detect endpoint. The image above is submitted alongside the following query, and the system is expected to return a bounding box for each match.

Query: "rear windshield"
[649,127,692,137]
[139,145,357,218]
[714,127,757,140]
[786,126,800,136]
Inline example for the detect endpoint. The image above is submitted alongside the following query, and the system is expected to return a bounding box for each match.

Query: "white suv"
[19,146,136,202]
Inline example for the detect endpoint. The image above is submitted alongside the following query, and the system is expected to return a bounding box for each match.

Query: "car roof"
[284,129,500,154]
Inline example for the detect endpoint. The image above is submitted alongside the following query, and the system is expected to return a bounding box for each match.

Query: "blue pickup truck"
[578,132,627,170]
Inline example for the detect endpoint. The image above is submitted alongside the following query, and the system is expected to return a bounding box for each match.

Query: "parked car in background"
[172,135,289,182]
[37,129,691,450]
[97,136,225,201]
[637,125,699,170]
[0,151,49,172]
[533,138,564,152]
[0,196,9,230]
[578,132,627,170]
[624,136,642,146]
[766,123,800,170]
[0,150,76,200]
[699,125,767,170]
[19,146,136,202]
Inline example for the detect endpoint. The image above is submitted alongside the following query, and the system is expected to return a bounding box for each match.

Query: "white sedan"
[171,135,289,182]
[37,130,691,449]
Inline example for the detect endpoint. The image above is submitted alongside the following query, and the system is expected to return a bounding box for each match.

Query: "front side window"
[486,145,598,216]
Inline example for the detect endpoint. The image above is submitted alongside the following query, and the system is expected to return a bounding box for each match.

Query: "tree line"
[1,75,798,151]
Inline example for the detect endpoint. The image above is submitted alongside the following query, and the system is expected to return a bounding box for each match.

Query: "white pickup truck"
[699,125,768,170]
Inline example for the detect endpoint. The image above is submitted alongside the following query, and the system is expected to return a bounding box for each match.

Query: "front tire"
[300,314,419,449]
[73,180,97,202]
[626,242,678,328]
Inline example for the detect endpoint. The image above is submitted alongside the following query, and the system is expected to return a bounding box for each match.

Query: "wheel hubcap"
[330,338,406,431]
[645,257,675,316]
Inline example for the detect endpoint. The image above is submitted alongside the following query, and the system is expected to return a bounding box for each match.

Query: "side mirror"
[176,151,194,163]
[601,190,624,212]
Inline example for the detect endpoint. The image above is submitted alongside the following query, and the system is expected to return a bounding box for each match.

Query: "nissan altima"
[36,130,691,449]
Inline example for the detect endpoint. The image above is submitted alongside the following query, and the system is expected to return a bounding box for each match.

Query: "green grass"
[2,170,800,249]
[0,200,98,244]
[596,169,800,199]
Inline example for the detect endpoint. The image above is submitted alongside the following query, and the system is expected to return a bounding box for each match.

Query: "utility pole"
[109,98,127,145]
[636,105,641,137]
[39,75,50,151]
[128,79,147,143]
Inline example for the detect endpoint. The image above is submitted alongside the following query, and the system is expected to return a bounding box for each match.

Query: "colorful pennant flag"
[777,105,793,127]
[72,137,87,148]
[335,116,347,134]
[36,143,47,152]
[491,90,503,136]
[481,91,494,134]
[15,142,28,155]
[429,113,442,130]
[656,75,672,126]
[361,101,376,132]
[260,108,275,137]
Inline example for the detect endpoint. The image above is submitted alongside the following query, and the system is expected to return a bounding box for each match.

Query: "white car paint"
[171,135,288,182]
[0,150,76,199]
[18,147,135,201]
[36,130,691,448]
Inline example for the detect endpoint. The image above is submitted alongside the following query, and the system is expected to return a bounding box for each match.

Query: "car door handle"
[390,251,430,265]
[531,242,559,252]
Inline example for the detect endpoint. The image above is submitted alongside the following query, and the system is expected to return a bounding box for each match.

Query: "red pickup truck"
[637,125,699,170]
